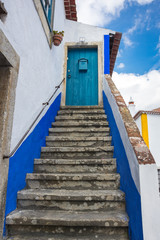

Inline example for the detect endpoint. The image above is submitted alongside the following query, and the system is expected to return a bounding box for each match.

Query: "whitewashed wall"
[103,77,160,240]
[0,0,66,150]
[65,20,114,44]
[136,117,142,135]
[148,115,160,166]
[135,114,160,166]
[0,0,116,152]
[139,164,160,240]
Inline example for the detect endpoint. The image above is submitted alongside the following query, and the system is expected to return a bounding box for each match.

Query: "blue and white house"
[0,0,160,239]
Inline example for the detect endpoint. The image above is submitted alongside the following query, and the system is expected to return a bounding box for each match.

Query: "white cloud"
[123,16,142,47]
[157,22,160,29]
[134,0,154,4]
[123,35,133,46]
[117,63,125,69]
[127,17,141,34]
[156,36,160,55]
[75,0,154,26]
[75,0,126,26]
[112,70,160,111]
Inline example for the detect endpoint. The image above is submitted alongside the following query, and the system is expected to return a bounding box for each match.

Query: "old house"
[0,1,160,239]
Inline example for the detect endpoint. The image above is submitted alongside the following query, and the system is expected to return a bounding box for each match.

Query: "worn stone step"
[34,158,116,164]
[34,158,116,173]
[7,236,129,240]
[6,210,129,238]
[26,173,120,190]
[49,127,110,137]
[52,121,108,128]
[7,227,128,240]
[17,189,125,211]
[46,136,112,147]
[41,146,114,159]
[55,114,107,121]
[6,209,129,227]
[58,109,105,115]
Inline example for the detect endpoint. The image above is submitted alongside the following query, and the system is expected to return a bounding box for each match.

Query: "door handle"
[68,74,71,78]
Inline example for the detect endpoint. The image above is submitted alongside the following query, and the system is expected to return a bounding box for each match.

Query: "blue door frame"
[66,48,98,106]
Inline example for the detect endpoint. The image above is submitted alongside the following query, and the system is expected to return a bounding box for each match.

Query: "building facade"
[0,1,160,239]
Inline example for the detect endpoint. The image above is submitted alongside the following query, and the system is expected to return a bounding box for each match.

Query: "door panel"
[66,48,98,106]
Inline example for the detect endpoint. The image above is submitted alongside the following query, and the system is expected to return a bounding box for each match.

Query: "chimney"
[128,97,136,117]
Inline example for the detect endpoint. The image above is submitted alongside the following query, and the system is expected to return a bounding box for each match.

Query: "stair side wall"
[4,93,61,236]
[103,75,160,240]
[103,87,143,240]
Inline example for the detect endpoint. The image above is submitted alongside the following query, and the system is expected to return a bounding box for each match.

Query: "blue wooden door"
[66,48,98,106]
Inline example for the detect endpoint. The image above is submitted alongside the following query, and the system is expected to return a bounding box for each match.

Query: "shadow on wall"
[3,93,61,236]
[103,91,143,240]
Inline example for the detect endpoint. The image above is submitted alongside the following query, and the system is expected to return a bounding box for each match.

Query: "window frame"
[40,0,53,31]
[33,0,55,47]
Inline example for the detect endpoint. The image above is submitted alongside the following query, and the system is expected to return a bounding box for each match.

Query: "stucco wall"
[0,0,65,151]
[136,117,142,135]
[104,75,160,240]
[148,114,160,166]
[135,114,160,166]
[139,164,160,240]
[65,19,115,44]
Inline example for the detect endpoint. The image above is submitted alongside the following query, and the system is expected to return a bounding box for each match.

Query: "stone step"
[26,173,120,190]
[34,158,117,173]
[34,158,116,165]
[6,210,129,239]
[52,121,108,128]
[60,106,104,110]
[55,114,107,121]
[45,136,112,147]
[17,189,125,211]
[7,236,129,240]
[49,127,110,137]
[7,227,128,240]
[58,109,105,115]
[40,146,114,159]
[6,209,129,230]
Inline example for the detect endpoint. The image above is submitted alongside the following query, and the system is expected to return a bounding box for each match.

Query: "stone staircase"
[6,106,129,240]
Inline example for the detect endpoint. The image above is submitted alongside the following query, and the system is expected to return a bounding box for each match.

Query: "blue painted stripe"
[104,35,110,74]
[103,91,143,240]
[4,93,61,235]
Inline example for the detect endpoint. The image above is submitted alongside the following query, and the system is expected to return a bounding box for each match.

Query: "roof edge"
[134,110,160,120]
[110,32,122,76]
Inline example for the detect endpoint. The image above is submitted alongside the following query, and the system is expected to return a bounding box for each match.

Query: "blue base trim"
[104,35,110,74]
[103,91,143,240]
[4,93,61,235]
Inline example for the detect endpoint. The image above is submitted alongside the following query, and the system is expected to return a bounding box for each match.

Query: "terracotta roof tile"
[64,0,77,21]
[134,109,160,120]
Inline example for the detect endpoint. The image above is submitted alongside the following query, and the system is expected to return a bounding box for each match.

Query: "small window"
[33,0,55,46]
[40,0,53,31]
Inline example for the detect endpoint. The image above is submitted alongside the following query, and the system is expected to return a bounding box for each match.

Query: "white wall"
[139,164,160,240]
[103,77,160,239]
[135,114,160,166]
[0,0,66,150]
[128,104,136,117]
[135,116,142,135]
[148,115,160,166]
[103,77,140,192]
[65,20,115,43]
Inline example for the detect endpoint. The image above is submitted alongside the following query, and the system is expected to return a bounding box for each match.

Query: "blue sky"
[109,0,160,74]
[76,0,160,111]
